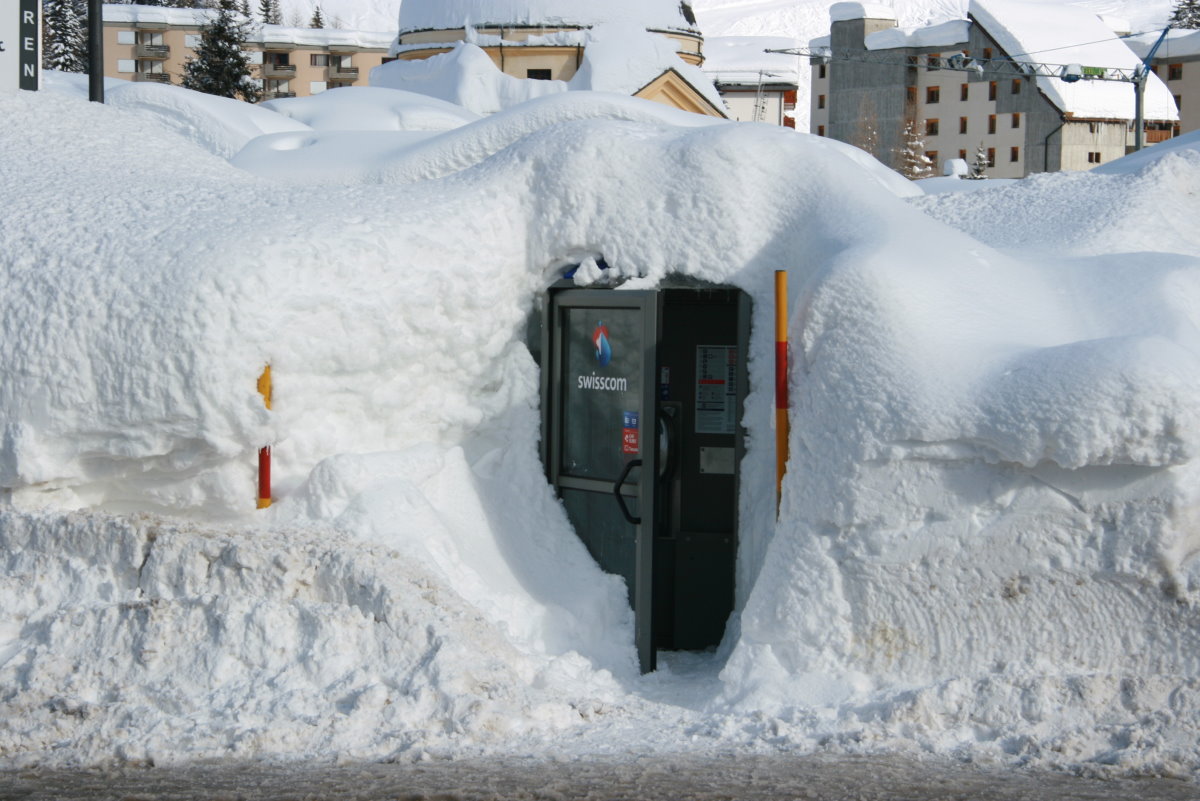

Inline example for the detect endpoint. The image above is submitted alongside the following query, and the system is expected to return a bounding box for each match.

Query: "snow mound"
[0,510,617,767]
[262,86,482,132]
[4,68,1200,778]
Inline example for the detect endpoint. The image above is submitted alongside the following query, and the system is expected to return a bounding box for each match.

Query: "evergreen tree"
[182,0,261,102]
[310,4,325,28]
[969,142,989,179]
[240,0,251,17]
[1170,0,1200,28]
[42,0,89,72]
[258,0,281,25]
[896,121,934,180]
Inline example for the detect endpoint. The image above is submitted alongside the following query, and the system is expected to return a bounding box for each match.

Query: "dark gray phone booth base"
[535,280,750,673]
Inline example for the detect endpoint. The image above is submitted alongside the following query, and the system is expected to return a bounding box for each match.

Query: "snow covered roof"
[1126,28,1200,61]
[102,4,393,49]
[969,0,1178,121]
[397,0,700,35]
[252,24,394,49]
[865,20,969,50]
[830,2,898,23]
[102,3,210,26]
[701,36,804,85]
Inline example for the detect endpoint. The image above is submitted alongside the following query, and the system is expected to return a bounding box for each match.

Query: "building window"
[1088,122,1097,134]
[817,125,825,136]
[988,114,996,134]
[265,52,290,66]
[1010,146,1019,162]
[987,147,996,167]
[960,83,969,101]
[926,150,939,165]
[1087,151,1102,164]
[959,116,968,134]
[983,47,992,59]
[925,118,939,136]
[527,69,552,80]
[818,94,826,109]
[1176,94,1183,110]
[1169,63,1183,81]
[906,86,917,105]
[310,54,329,66]
[926,86,940,103]
[958,148,967,159]
[928,53,941,70]
[989,81,997,100]
[1012,78,1022,94]
[819,64,827,79]
[1012,112,1021,128]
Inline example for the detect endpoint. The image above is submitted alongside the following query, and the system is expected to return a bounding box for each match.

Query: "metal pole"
[774,270,789,515]
[88,0,103,102]
[257,365,272,509]
[1134,72,1145,151]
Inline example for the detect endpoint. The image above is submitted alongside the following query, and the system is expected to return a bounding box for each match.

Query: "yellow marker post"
[257,365,272,509]
[775,271,789,515]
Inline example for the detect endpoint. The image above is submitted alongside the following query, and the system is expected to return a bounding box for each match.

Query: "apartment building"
[1129,28,1200,136]
[102,4,392,99]
[810,0,1178,178]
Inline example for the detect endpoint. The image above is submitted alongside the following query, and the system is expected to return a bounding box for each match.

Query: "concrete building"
[389,0,726,118]
[810,0,1179,178]
[102,4,392,99]
[1129,28,1200,136]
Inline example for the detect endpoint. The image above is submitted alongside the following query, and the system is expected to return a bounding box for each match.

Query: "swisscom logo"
[593,322,612,367]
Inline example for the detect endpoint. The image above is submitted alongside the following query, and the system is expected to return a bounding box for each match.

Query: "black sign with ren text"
[19,0,38,90]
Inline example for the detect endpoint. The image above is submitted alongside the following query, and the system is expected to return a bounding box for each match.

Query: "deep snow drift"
[3,74,1200,778]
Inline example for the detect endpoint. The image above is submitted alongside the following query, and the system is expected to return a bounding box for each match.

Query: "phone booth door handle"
[613,459,643,525]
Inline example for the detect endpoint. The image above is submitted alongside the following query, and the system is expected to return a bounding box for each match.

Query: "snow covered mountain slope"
[3,73,1200,778]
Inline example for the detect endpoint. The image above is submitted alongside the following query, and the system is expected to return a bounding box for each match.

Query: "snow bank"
[262,86,481,133]
[5,65,1200,776]
[371,43,568,115]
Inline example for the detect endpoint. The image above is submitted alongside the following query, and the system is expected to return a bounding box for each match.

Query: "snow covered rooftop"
[1126,27,1200,61]
[701,36,804,85]
[969,0,1177,121]
[396,0,700,35]
[865,19,970,50]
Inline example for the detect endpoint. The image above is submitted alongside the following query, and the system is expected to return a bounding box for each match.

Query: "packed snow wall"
[3,77,1200,769]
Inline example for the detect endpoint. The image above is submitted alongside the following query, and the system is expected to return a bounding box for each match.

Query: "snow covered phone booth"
[536,279,750,673]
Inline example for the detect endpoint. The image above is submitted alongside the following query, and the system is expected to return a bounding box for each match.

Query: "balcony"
[328,65,359,81]
[263,90,296,100]
[262,63,296,78]
[1146,129,1173,144]
[135,43,170,59]
[138,72,171,84]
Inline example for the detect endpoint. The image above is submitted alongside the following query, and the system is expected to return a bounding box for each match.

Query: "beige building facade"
[102,4,392,99]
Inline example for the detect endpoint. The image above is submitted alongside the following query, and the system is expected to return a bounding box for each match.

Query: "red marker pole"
[257,366,272,509]
[775,271,789,515]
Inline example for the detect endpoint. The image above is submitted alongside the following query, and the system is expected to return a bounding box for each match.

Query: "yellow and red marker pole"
[775,270,789,514]
[257,365,272,509]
